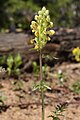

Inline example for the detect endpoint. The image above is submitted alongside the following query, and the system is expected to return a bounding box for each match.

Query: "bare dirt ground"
[0,62,80,120]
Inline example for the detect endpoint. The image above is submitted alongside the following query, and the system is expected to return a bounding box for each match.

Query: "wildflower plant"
[72,47,80,93]
[70,80,80,94]
[30,7,55,120]
[7,54,22,76]
[48,103,68,120]
[0,92,6,105]
[72,47,80,62]
[57,70,66,86]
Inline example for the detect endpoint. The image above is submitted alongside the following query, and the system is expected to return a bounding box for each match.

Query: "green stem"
[42,88,44,120]
[39,49,44,120]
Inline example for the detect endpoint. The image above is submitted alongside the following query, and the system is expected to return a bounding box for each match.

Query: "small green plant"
[70,81,80,94]
[12,80,24,91]
[0,92,6,104]
[30,6,55,120]
[33,61,49,76]
[0,56,6,66]
[32,61,40,75]
[57,70,67,86]
[7,54,13,75]
[48,103,68,120]
[7,53,22,76]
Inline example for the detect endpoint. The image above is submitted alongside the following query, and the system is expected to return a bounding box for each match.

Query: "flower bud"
[75,56,80,62]
[34,44,39,49]
[48,30,55,35]
[45,10,49,16]
[46,16,50,22]
[43,23,46,27]
[50,22,53,27]
[39,15,42,19]
[46,36,50,41]
[32,30,35,32]
[31,21,36,25]
[38,10,42,15]
[42,7,46,12]
[35,31,39,37]
[43,29,47,34]
[35,15,38,20]
[30,39,34,44]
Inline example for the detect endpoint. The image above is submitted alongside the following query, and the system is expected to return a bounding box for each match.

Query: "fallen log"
[0,28,80,70]
[0,32,59,60]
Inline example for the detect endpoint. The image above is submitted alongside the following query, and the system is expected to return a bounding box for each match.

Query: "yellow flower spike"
[30,7,55,120]
[30,7,55,51]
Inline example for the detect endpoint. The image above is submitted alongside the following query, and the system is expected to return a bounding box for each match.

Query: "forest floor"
[0,62,80,120]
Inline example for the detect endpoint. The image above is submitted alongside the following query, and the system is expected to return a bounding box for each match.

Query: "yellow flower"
[34,15,38,20]
[72,47,79,55]
[42,6,46,11]
[48,30,55,35]
[30,39,34,44]
[50,22,53,27]
[38,10,42,15]
[46,16,50,22]
[31,21,36,25]
[34,44,39,49]
[43,29,47,34]
[35,31,39,37]
[75,56,80,62]
[45,10,49,16]
[46,36,50,41]
[32,30,35,32]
